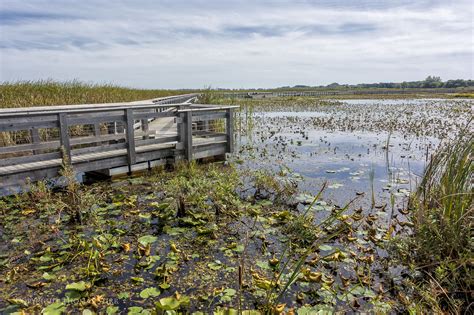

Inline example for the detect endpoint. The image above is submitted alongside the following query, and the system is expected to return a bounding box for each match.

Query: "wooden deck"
[0,94,238,193]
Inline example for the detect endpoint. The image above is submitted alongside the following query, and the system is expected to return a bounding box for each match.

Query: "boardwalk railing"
[0,94,237,192]
[217,88,462,99]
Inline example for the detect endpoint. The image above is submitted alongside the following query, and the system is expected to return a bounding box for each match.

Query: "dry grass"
[0,79,192,108]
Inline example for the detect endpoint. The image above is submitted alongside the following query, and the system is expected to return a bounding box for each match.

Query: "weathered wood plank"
[184,111,193,160]
[0,140,59,154]
[70,134,126,146]
[192,112,227,121]
[71,142,127,156]
[133,111,177,120]
[68,114,126,126]
[0,152,61,168]
[0,120,58,132]
[226,108,234,153]
[141,119,149,140]
[135,136,179,147]
[58,113,71,162]
[193,145,227,160]
[193,136,227,147]
[0,94,199,115]
[125,109,136,165]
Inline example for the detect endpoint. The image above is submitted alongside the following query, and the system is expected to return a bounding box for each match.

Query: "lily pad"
[106,306,119,315]
[208,260,223,270]
[41,301,66,315]
[138,235,158,246]
[42,272,56,281]
[65,281,89,292]
[156,295,190,310]
[139,287,161,299]
[318,244,333,251]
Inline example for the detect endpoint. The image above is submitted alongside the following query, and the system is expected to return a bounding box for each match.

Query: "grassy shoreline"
[1,80,470,109]
[0,80,191,108]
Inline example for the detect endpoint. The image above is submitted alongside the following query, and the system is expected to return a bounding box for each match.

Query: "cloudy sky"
[0,0,472,88]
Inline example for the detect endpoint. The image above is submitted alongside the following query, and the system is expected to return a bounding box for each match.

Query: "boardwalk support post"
[58,113,71,163]
[30,127,40,155]
[125,108,136,173]
[184,111,193,161]
[226,108,233,153]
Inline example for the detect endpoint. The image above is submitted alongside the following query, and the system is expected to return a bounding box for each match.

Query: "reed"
[403,124,473,312]
[0,79,190,108]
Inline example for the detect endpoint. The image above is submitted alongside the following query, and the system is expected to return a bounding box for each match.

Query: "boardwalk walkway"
[0,94,237,194]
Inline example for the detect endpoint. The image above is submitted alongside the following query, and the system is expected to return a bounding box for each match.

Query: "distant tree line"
[284,76,474,90]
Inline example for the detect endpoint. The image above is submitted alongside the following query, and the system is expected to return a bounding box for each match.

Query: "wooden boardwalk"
[0,94,237,193]
[217,88,460,99]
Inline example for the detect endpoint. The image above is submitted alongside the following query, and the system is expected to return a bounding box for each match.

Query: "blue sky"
[0,0,472,88]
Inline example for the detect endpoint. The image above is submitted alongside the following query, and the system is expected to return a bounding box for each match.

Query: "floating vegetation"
[1,95,472,313]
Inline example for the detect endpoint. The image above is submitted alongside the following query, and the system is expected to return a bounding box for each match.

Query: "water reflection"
[233,98,470,208]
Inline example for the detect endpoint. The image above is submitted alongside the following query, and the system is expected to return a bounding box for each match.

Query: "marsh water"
[233,98,472,209]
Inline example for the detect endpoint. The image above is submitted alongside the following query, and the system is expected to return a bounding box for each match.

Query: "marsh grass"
[400,126,473,312]
[0,79,189,108]
[0,80,192,148]
[197,86,216,104]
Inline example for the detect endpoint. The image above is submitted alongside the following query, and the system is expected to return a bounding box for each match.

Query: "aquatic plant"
[197,85,217,104]
[397,126,473,312]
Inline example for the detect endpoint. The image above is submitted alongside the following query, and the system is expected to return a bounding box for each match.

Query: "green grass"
[0,80,193,108]
[399,126,473,312]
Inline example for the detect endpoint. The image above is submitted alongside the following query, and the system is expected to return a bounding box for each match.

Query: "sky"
[0,0,473,89]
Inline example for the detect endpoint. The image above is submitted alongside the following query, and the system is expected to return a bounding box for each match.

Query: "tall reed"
[404,125,473,312]
[0,79,190,108]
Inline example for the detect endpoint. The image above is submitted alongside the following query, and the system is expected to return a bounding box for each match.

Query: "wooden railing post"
[30,127,40,155]
[58,113,71,163]
[184,111,193,160]
[141,119,149,139]
[125,109,136,169]
[226,108,234,153]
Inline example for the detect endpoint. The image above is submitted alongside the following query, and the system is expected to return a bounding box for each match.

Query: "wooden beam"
[125,108,136,166]
[226,108,234,153]
[58,113,71,163]
[184,111,193,160]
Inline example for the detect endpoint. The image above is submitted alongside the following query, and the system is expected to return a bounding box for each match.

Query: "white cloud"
[0,0,472,88]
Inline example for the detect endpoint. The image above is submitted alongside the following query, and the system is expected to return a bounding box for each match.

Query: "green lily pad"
[208,260,223,270]
[224,288,236,296]
[42,272,56,281]
[256,260,271,270]
[159,282,170,289]
[138,235,158,246]
[42,301,66,315]
[156,295,190,310]
[65,281,89,292]
[131,277,144,283]
[318,244,333,251]
[139,287,161,299]
[106,306,119,315]
[117,292,130,299]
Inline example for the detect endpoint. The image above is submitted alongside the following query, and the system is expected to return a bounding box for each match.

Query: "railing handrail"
[0,93,200,116]
[178,105,239,113]
[0,104,237,119]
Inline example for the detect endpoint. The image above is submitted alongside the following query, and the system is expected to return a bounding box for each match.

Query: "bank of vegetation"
[395,130,473,313]
[0,80,190,108]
